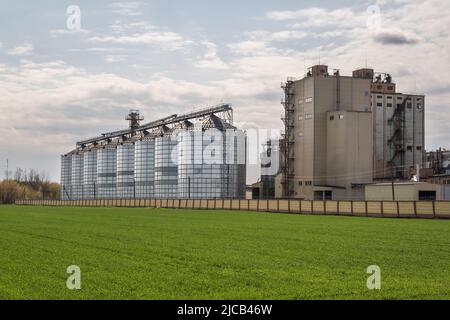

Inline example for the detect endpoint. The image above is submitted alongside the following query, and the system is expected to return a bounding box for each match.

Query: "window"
[314,191,332,200]
[298,99,303,104]
[305,181,312,186]
[407,146,413,151]
[419,191,436,201]
[407,102,412,109]
[417,146,422,151]
[298,115,303,121]
[298,181,302,186]
[417,104,423,110]
[305,97,313,103]
[377,102,383,107]
[330,115,335,120]
[339,114,344,120]
[387,103,393,108]
[305,113,313,120]
[377,95,383,99]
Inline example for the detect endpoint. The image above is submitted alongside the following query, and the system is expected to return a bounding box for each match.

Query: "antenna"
[303,57,307,77]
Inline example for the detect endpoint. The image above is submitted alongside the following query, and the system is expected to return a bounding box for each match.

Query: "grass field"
[0,205,449,300]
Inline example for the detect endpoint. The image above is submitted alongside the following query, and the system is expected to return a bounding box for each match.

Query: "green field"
[0,205,449,300]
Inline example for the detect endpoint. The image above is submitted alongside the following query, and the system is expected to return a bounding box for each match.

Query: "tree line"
[0,168,60,204]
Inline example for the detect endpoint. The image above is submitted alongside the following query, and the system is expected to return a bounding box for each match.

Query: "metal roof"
[76,103,232,147]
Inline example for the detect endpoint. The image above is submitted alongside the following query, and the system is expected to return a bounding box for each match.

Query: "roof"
[368,182,433,186]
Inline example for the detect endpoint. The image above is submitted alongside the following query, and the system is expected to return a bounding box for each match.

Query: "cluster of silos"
[61,110,246,200]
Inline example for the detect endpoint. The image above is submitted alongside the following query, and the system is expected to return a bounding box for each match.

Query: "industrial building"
[425,148,450,175]
[60,104,246,200]
[354,69,425,181]
[280,65,373,200]
[279,64,426,200]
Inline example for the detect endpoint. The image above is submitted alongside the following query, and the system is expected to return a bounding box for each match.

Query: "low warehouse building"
[365,182,442,201]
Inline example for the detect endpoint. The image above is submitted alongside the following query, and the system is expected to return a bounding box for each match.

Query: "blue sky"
[0,0,449,182]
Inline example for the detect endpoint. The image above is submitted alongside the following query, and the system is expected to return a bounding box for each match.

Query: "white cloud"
[50,29,91,37]
[88,21,192,50]
[7,43,33,56]
[268,7,363,29]
[194,41,229,70]
[104,54,128,63]
[111,2,145,16]
[228,41,273,56]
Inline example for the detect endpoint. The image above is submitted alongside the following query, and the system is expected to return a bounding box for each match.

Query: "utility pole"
[188,176,191,199]
[6,158,9,180]
[391,167,396,201]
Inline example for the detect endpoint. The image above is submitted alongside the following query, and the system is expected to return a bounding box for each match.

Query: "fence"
[14,199,450,219]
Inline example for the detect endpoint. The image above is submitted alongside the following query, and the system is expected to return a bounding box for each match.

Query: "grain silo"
[83,148,97,199]
[71,152,84,200]
[117,141,135,199]
[154,127,178,199]
[134,136,155,198]
[97,145,117,199]
[60,154,73,200]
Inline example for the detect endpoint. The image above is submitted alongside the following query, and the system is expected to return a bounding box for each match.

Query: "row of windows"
[406,146,423,151]
[298,113,313,121]
[375,101,423,109]
[329,114,345,120]
[298,97,313,104]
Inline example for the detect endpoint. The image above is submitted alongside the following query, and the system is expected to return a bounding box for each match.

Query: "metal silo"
[177,116,243,199]
[117,141,135,199]
[154,132,178,199]
[224,128,247,199]
[83,149,97,199]
[71,152,84,200]
[60,154,72,200]
[134,137,155,199]
[97,145,117,199]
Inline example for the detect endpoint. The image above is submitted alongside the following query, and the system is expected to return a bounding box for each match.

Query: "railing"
[14,199,450,219]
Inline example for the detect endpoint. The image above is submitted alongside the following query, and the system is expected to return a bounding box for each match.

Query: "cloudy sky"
[0,0,449,183]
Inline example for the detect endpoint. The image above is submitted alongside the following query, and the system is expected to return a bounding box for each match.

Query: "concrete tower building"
[281,65,373,200]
